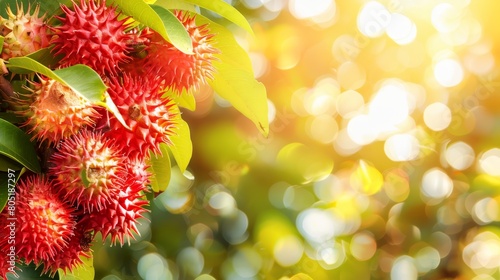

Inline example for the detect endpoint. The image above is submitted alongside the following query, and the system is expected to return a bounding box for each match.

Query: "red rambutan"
[4,175,76,267]
[41,225,92,277]
[144,11,219,93]
[85,180,149,246]
[105,73,176,159]
[51,0,131,76]
[49,130,128,212]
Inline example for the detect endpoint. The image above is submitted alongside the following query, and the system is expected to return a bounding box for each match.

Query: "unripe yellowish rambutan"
[0,4,50,60]
[17,77,100,146]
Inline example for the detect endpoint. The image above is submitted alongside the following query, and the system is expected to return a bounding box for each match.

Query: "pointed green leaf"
[151,5,193,53]
[196,16,269,135]
[6,57,106,103]
[0,168,23,214]
[0,174,8,214]
[27,47,61,69]
[113,0,193,54]
[147,143,171,192]
[168,117,192,173]
[183,0,254,35]
[0,155,23,172]
[154,0,197,11]
[210,68,268,135]
[58,254,94,280]
[162,89,196,111]
[0,112,24,124]
[96,92,132,130]
[0,118,41,173]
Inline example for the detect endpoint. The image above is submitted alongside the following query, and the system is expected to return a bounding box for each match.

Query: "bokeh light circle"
[421,168,454,200]
[478,148,500,176]
[433,58,464,87]
[384,133,420,162]
[423,102,452,131]
[444,141,475,170]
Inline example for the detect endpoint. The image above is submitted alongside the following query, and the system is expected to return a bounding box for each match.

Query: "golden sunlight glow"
[421,168,453,200]
[334,129,361,156]
[306,115,339,144]
[357,1,390,38]
[297,208,335,242]
[479,148,500,177]
[423,102,452,131]
[463,231,500,271]
[350,160,383,195]
[386,13,417,45]
[368,83,410,134]
[433,58,464,87]
[431,3,462,33]
[350,232,377,261]
[338,61,366,90]
[444,141,475,170]
[347,114,378,145]
[337,90,364,119]
[289,0,335,21]
[384,133,420,162]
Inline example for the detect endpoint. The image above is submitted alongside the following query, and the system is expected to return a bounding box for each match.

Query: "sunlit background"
[94,0,500,279]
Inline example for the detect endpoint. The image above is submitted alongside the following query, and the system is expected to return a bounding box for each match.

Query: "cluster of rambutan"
[0,0,218,278]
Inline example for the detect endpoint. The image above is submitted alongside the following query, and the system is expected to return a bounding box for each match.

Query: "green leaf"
[113,0,193,54]
[0,118,41,173]
[168,117,192,173]
[0,155,23,172]
[0,36,4,54]
[27,47,61,69]
[183,0,254,35]
[154,0,197,11]
[0,112,24,124]
[0,174,8,214]
[97,92,132,130]
[6,57,106,103]
[196,16,269,135]
[162,89,196,111]
[58,254,94,280]
[147,143,171,192]
[0,171,14,214]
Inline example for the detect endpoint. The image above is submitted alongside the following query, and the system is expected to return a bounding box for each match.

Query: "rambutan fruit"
[144,11,219,93]
[18,77,100,146]
[51,0,131,76]
[5,175,76,267]
[49,130,129,213]
[85,180,149,246]
[105,73,176,159]
[126,157,151,190]
[40,226,92,277]
[0,4,50,60]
